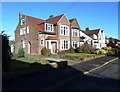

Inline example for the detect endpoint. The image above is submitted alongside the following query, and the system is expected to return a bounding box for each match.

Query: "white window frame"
[45,23,53,32]
[21,19,25,25]
[22,40,26,48]
[72,29,79,37]
[60,40,69,50]
[20,27,26,35]
[27,26,29,34]
[40,38,44,46]
[60,25,69,36]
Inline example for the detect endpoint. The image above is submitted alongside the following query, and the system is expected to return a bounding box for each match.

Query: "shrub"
[75,46,83,53]
[41,47,51,56]
[69,47,75,53]
[81,44,96,53]
[94,49,108,55]
[18,48,25,57]
[102,46,114,55]
[58,47,75,54]
[2,31,12,72]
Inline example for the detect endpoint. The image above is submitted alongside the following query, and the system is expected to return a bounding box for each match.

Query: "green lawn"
[62,53,96,57]
[11,58,50,69]
[15,58,37,63]
[15,58,50,64]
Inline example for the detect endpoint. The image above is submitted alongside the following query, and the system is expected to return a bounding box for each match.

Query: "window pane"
[64,27,66,35]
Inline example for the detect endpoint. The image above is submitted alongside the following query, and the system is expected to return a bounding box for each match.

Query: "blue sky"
[2,2,118,40]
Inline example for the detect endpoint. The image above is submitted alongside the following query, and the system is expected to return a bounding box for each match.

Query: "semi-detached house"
[14,13,106,54]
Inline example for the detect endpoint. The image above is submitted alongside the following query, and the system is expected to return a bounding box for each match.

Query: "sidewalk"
[3,56,118,91]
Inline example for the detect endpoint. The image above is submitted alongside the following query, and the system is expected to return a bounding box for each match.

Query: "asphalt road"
[52,59,120,91]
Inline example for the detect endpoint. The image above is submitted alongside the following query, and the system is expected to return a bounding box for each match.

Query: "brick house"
[15,13,81,54]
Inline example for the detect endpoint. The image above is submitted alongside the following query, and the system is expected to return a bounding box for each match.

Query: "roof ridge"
[45,14,64,21]
[24,15,45,21]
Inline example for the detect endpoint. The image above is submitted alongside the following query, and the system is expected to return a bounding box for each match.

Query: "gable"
[70,19,80,29]
[57,14,70,25]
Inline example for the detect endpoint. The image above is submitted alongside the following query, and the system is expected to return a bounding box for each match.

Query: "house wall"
[80,31,92,45]
[57,15,71,51]
[71,19,80,48]
[15,17,39,54]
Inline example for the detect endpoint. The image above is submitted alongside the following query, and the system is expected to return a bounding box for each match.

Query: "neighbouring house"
[15,13,82,54]
[9,40,15,53]
[80,30,93,46]
[82,28,106,49]
[106,37,120,47]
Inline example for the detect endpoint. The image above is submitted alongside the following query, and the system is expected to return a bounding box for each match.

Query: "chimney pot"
[49,15,54,18]
[86,27,89,31]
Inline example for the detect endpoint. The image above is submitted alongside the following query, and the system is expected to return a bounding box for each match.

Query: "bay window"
[60,25,69,36]
[72,41,79,48]
[60,40,69,50]
[72,29,79,37]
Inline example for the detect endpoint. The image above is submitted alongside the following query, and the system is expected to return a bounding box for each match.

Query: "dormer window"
[21,19,25,25]
[45,23,53,32]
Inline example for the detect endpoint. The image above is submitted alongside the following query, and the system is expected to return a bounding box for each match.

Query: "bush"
[94,49,108,55]
[58,47,75,54]
[102,46,114,55]
[2,31,12,72]
[41,47,51,56]
[18,48,25,57]
[81,44,96,53]
[69,47,75,53]
[75,46,83,53]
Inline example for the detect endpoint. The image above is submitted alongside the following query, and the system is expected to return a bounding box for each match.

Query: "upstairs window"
[27,26,29,34]
[21,19,25,25]
[20,27,26,35]
[45,23,53,32]
[72,29,79,37]
[60,25,69,36]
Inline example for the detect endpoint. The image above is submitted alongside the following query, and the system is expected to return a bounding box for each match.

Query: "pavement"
[3,55,119,91]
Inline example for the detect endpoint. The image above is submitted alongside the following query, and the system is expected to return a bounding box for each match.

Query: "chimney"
[49,15,54,18]
[85,27,89,31]
[19,12,24,21]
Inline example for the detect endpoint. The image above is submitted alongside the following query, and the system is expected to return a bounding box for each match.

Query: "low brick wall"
[61,54,106,62]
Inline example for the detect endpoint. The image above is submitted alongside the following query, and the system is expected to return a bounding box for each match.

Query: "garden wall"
[61,54,106,62]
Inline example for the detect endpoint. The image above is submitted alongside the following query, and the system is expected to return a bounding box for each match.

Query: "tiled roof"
[46,36,57,40]
[25,15,45,32]
[23,14,64,34]
[45,14,64,24]
[69,18,75,23]
[83,29,100,36]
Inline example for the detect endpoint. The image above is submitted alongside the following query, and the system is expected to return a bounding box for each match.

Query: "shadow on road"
[2,59,120,92]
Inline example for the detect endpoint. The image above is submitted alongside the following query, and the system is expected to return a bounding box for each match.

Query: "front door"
[51,42,57,54]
